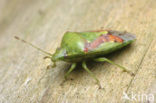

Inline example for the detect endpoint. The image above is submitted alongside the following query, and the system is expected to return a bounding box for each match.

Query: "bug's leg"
[43,56,51,59]
[45,62,56,69]
[51,61,56,68]
[43,56,56,68]
[82,61,101,88]
[94,57,135,76]
[46,65,52,69]
[64,63,77,80]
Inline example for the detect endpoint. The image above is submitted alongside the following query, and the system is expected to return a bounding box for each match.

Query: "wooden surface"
[0,0,156,103]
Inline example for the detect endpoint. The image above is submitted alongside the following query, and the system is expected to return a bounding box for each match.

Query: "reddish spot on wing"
[89,35,108,49]
[84,48,88,53]
[84,34,123,53]
[108,34,123,42]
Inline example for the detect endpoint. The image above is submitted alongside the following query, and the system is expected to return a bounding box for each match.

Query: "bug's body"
[52,30,136,62]
[15,30,136,88]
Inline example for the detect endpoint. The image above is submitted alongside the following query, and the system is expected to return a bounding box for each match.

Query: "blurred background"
[0,0,156,103]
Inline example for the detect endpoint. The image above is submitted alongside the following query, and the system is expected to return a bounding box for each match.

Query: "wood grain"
[0,0,156,103]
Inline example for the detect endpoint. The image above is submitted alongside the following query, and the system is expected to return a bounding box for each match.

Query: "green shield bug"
[15,30,136,88]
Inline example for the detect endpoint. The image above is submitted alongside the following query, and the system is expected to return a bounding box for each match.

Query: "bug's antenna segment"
[14,36,53,56]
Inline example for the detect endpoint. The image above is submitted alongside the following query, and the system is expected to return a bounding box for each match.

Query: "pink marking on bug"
[84,34,123,52]
[84,42,89,53]
[84,48,88,53]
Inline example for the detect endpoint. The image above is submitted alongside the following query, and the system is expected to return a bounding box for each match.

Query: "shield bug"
[15,30,136,88]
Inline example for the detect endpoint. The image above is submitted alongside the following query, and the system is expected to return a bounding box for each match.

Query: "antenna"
[14,36,52,56]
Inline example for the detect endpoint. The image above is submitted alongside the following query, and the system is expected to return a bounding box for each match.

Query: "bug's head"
[109,30,136,44]
[51,47,66,61]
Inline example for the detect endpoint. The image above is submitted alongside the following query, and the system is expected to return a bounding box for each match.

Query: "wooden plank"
[0,0,155,103]
[125,35,156,103]
[125,2,156,103]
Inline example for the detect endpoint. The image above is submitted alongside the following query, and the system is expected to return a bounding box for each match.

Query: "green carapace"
[15,30,136,87]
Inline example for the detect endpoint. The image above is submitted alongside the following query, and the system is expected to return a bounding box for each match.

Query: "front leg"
[64,63,77,80]
[44,56,56,68]
[94,57,135,76]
